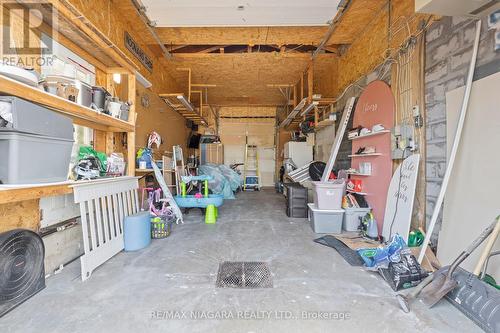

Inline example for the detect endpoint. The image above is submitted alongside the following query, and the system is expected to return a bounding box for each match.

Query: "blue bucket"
[124,211,151,251]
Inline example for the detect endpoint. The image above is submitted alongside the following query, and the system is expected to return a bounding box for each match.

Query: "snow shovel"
[419,218,499,308]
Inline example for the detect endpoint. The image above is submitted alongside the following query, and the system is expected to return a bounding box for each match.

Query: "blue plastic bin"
[124,211,151,251]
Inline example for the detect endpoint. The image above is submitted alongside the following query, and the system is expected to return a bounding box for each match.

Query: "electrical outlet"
[391,124,414,159]
[413,105,423,128]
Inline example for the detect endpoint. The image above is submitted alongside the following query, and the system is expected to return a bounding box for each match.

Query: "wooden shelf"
[0,75,135,133]
[159,94,209,126]
[0,183,72,205]
[135,169,154,173]
[348,153,382,157]
[348,130,391,141]
[0,177,138,205]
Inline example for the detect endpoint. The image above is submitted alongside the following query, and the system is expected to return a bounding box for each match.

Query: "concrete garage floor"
[1,190,479,333]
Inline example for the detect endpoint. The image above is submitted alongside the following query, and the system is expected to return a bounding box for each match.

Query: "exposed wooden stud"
[191,84,217,87]
[293,84,298,107]
[307,62,314,103]
[127,73,137,176]
[300,76,304,101]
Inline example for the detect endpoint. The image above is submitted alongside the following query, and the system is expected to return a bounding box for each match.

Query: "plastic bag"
[78,146,107,175]
[136,148,153,169]
[198,164,239,199]
[107,153,126,176]
[357,234,407,270]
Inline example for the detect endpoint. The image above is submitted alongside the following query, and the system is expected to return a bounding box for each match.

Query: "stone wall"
[424,16,500,243]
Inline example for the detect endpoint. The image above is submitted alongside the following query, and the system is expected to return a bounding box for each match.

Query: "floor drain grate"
[216,261,273,289]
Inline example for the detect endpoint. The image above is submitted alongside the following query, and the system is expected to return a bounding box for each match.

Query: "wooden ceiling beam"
[155,26,330,46]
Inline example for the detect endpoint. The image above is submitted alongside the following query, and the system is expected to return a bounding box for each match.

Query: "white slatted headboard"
[72,177,140,281]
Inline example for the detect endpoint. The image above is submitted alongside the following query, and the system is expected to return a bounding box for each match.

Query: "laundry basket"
[151,216,172,239]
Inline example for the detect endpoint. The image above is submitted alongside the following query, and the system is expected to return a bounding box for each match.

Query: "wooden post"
[293,84,297,107]
[307,62,314,103]
[127,73,136,176]
[300,76,304,101]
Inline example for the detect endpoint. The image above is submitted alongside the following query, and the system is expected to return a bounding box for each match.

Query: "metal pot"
[91,86,110,112]
[75,80,92,107]
[44,75,92,107]
[119,102,130,121]
[107,100,122,118]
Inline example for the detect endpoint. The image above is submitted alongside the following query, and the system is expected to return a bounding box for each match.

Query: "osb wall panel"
[314,56,338,98]
[0,200,40,233]
[327,0,387,44]
[336,0,428,95]
[167,53,337,105]
[135,84,189,154]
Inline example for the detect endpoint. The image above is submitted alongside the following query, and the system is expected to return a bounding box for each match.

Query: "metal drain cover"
[216,261,273,288]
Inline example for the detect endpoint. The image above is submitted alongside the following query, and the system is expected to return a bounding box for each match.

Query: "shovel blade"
[420,270,457,307]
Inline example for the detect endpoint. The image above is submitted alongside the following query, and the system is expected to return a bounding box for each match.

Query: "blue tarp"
[198,164,242,199]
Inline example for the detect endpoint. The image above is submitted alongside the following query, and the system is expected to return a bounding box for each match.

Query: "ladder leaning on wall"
[243,144,260,191]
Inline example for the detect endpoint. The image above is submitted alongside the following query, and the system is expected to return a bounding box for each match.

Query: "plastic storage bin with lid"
[308,203,344,234]
[0,131,74,184]
[311,180,346,210]
[0,96,74,185]
[343,207,371,232]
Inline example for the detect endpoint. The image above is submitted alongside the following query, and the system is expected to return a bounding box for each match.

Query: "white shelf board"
[346,172,371,177]
[348,130,391,141]
[347,190,369,195]
[348,153,382,157]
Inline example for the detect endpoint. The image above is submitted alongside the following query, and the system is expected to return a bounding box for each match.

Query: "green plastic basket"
[151,217,172,239]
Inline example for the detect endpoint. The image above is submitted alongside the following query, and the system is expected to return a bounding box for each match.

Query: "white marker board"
[382,154,420,243]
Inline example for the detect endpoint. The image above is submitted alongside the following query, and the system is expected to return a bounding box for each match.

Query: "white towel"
[0,101,13,124]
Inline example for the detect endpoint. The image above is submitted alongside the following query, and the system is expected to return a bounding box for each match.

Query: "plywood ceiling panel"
[111,0,384,106]
[141,0,341,27]
[166,53,336,105]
